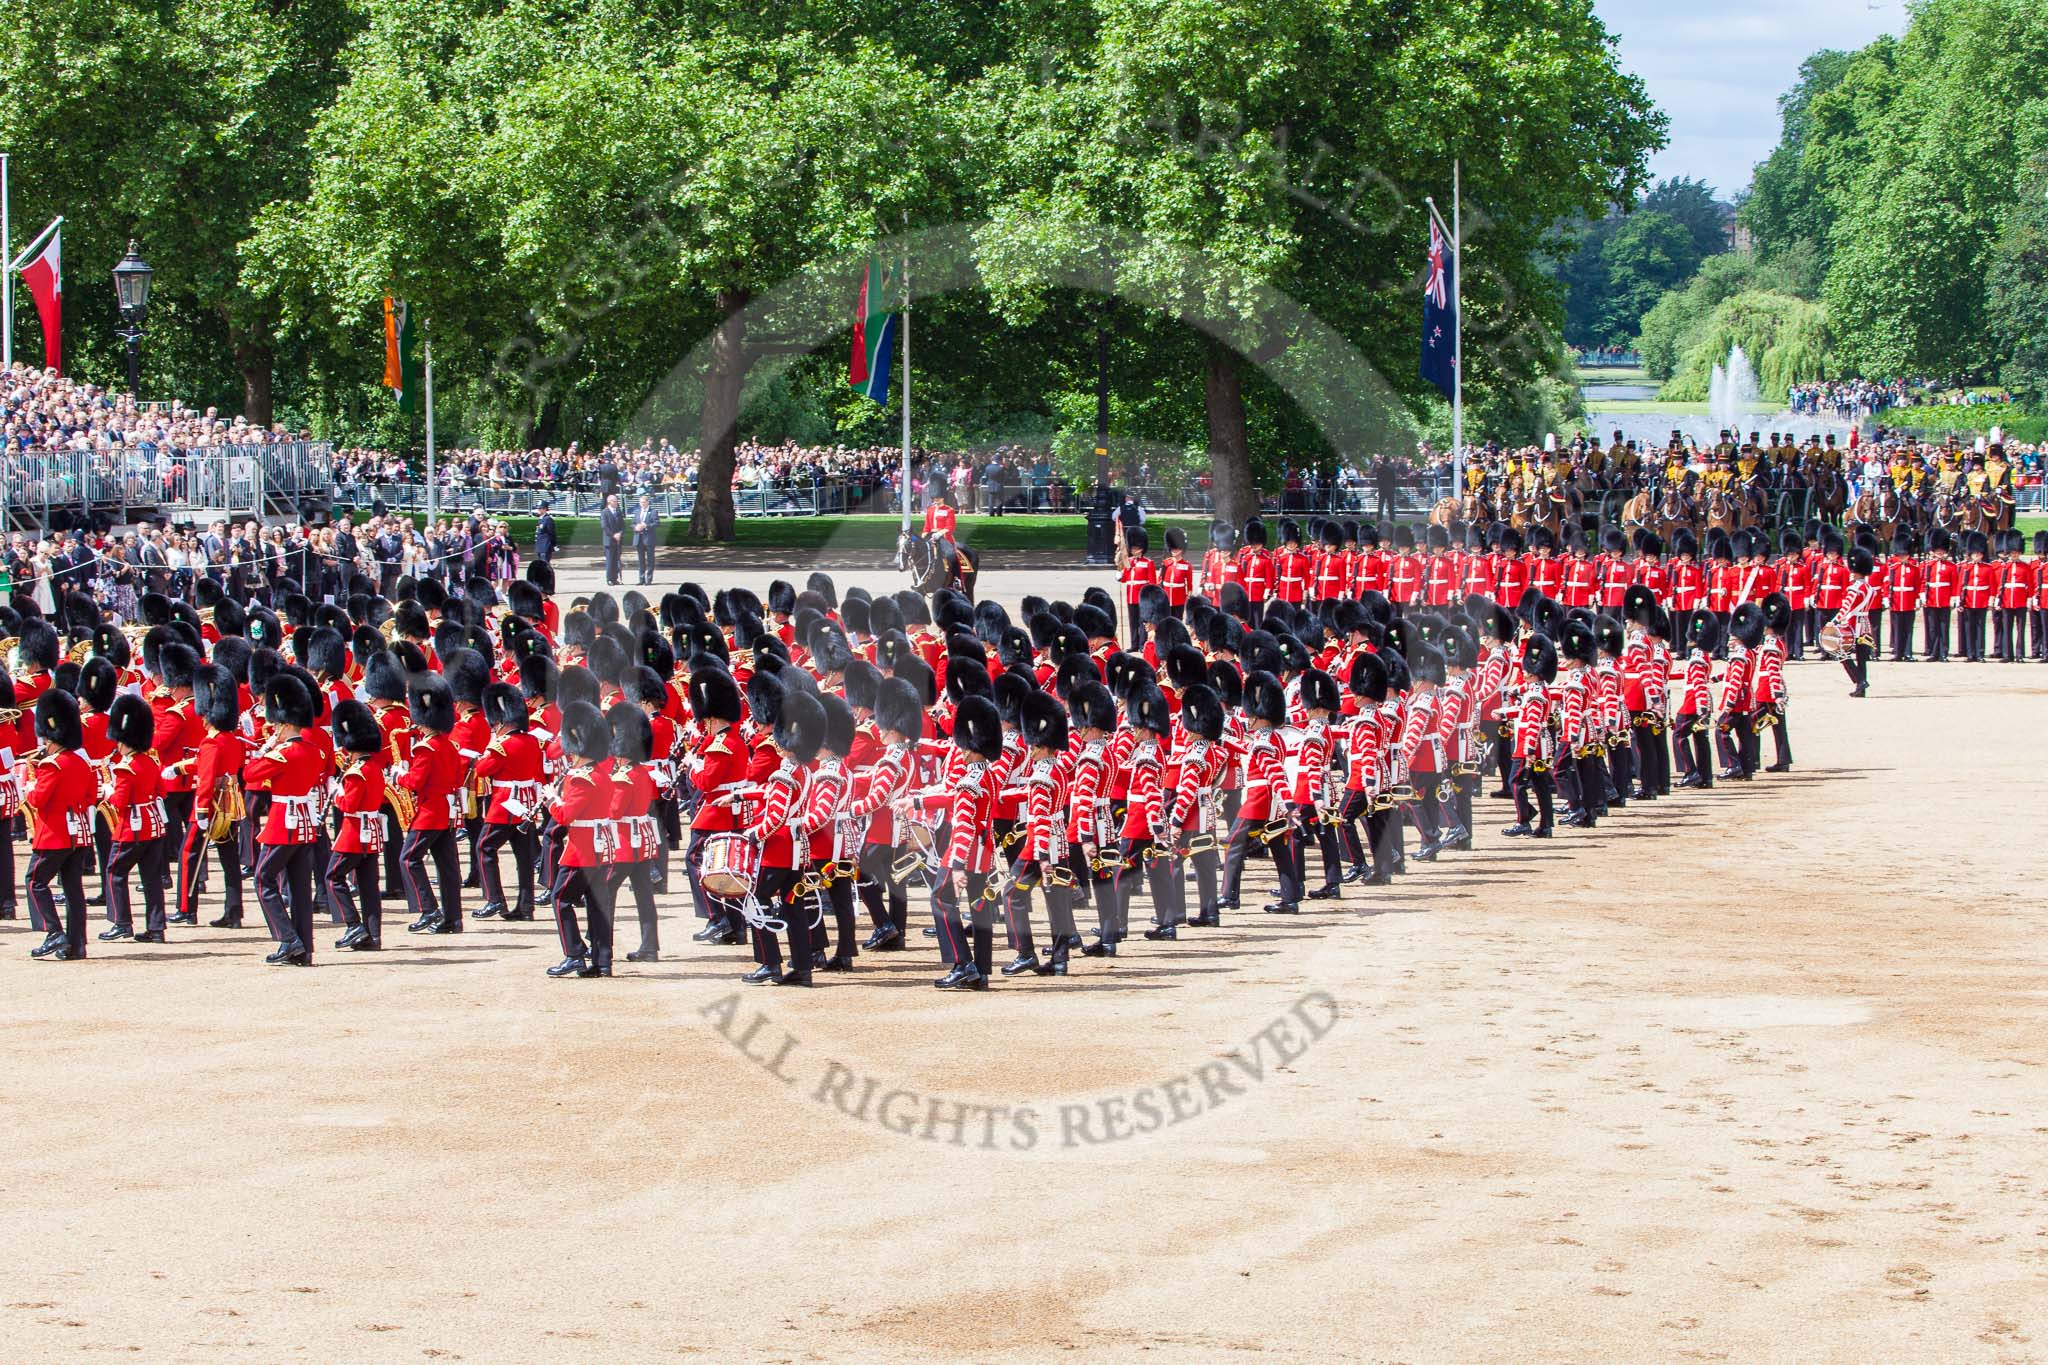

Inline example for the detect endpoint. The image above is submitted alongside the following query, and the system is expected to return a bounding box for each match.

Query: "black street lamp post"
[112,239,153,398]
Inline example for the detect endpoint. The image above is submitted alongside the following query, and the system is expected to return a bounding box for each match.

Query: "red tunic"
[106,751,166,843]
[332,753,389,854]
[244,734,325,846]
[400,732,466,831]
[474,732,545,824]
[26,749,95,850]
[551,762,614,867]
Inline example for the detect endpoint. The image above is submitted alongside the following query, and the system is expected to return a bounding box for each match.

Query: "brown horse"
[1653,482,1696,543]
[1620,488,1654,540]
[1846,488,1895,546]
[1802,457,1846,525]
[1703,487,1740,537]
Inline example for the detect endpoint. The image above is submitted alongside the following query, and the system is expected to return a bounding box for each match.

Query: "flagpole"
[899,243,912,536]
[423,324,437,524]
[2,153,11,373]
[1452,158,1464,503]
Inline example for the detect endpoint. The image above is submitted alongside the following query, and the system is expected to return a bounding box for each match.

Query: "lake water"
[1573,371,1854,449]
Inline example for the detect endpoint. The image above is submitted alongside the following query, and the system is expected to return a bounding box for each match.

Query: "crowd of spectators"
[1786,377,2015,420]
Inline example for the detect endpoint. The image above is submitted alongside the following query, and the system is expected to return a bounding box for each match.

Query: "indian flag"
[383,297,419,414]
[847,256,898,406]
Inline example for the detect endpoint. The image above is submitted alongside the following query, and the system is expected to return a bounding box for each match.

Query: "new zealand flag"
[1420,218,1457,401]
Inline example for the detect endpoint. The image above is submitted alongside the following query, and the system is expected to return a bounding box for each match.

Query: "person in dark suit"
[533,506,557,565]
[633,495,658,585]
[600,495,624,585]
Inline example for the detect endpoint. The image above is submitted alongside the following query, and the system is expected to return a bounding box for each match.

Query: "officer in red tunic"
[25,691,97,960]
[1237,518,1273,606]
[545,701,617,977]
[473,682,544,922]
[97,694,169,943]
[1160,527,1194,619]
[1116,524,1156,648]
[329,700,390,950]
[1921,530,1959,662]
[244,673,325,965]
[400,674,467,934]
[1996,530,2035,662]
[1959,531,1997,661]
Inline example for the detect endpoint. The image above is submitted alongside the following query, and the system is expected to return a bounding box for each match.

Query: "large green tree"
[0,0,361,422]
[974,0,1663,524]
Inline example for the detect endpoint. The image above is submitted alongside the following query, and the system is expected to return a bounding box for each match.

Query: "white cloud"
[1596,0,1906,198]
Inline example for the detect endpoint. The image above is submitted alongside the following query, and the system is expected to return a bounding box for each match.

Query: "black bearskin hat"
[333,699,384,756]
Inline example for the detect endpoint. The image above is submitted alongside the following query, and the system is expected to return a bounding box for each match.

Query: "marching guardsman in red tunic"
[244,673,324,965]
[848,674,920,949]
[1226,671,1295,910]
[1777,530,1812,659]
[1116,524,1156,648]
[927,693,1002,989]
[999,689,1076,975]
[1832,545,1881,696]
[443,648,493,893]
[473,682,544,923]
[97,694,169,944]
[1716,604,1763,779]
[685,666,749,944]
[800,694,859,971]
[25,690,97,960]
[147,638,204,920]
[180,664,250,929]
[1169,683,1227,930]
[1495,632,1552,838]
[400,674,466,934]
[1273,520,1311,606]
[1274,669,1342,911]
[1436,629,1478,848]
[1200,519,1240,599]
[362,650,414,895]
[1064,681,1119,950]
[606,704,663,966]
[545,701,617,978]
[1314,520,1350,611]
[1959,532,1996,661]
[329,700,390,950]
[741,684,825,986]
[1757,592,1793,773]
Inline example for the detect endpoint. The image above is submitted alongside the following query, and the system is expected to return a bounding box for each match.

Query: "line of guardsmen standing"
[0,525,1883,978]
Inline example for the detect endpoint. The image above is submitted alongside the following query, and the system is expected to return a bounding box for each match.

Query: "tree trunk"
[232,322,275,429]
[1204,343,1257,525]
[527,397,562,450]
[690,287,751,542]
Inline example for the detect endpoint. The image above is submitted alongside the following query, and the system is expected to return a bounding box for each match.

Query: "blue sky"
[1596,0,1906,200]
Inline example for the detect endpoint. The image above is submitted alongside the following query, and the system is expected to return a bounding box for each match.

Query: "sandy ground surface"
[5,548,2047,1362]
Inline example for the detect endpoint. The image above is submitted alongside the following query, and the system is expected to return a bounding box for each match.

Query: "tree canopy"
[6,0,1664,537]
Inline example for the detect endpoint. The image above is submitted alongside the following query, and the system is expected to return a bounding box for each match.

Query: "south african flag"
[848,255,898,406]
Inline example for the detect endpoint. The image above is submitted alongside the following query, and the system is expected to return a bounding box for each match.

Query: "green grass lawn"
[1575,366,1650,383]
[1584,399,1714,415]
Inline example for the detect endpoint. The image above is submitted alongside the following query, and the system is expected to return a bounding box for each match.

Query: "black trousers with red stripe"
[107,838,168,935]
[932,868,993,976]
[552,863,612,967]
[478,821,536,917]
[254,841,315,956]
[326,849,383,942]
[179,818,246,924]
[400,826,462,928]
[28,845,91,953]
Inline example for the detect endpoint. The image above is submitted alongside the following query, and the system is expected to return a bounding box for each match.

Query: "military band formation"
[0,503,1987,979]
